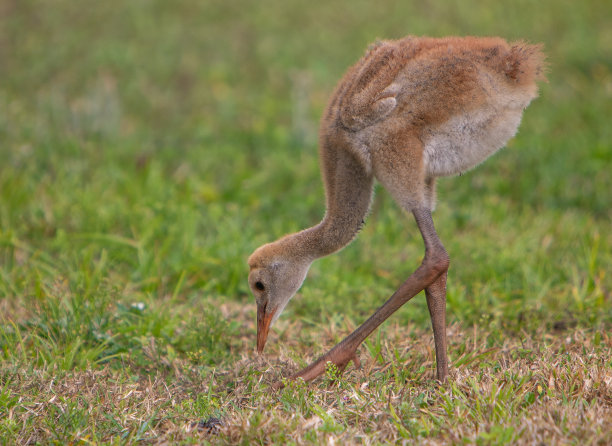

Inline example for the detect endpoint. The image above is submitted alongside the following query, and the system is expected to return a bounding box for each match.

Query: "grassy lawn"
[1,0,611,443]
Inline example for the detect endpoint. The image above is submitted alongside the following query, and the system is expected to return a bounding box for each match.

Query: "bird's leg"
[425,270,448,381]
[289,208,449,384]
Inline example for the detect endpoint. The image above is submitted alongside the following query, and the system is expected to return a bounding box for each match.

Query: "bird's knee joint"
[426,248,449,275]
[437,251,450,272]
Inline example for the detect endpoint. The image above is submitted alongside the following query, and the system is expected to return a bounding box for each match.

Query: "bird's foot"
[292,345,361,384]
[270,345,360,390]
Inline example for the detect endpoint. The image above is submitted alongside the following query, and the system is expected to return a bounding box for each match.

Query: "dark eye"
[255,281,265,291]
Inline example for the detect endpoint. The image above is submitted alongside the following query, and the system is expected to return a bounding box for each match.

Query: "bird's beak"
[257,303,275,353]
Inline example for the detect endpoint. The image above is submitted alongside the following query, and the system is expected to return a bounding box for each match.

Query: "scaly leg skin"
[425,271,448,382]
[281,209,449,387]
[269,337,361,390]
[290,341,361,384]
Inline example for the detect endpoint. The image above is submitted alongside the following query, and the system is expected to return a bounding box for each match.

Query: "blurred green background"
[1,0,610,364]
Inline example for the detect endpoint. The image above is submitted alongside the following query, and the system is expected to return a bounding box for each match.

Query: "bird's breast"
[422,105,526,177]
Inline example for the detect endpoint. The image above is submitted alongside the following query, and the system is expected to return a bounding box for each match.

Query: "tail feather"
[503,42,547,84]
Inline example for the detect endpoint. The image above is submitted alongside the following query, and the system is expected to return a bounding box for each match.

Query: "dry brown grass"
[3,301,610,444]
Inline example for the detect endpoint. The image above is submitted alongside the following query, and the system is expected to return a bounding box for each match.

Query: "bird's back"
[322,36,546,177]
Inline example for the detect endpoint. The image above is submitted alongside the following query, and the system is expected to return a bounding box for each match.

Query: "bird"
[248,36,546,383]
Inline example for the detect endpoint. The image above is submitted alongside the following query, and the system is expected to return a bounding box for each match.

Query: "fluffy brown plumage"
[249,36,546,384]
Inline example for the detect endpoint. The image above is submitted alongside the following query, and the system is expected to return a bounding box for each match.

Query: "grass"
[1,0,611,443]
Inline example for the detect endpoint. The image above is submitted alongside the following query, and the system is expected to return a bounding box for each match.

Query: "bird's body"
[248,36,546,383]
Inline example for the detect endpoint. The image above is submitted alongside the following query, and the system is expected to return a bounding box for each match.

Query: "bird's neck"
[277,192,372,261]
[277,138,375,262]
[276,222,355,262]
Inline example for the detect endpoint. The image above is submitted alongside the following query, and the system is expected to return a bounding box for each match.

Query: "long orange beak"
[257,303,275,353]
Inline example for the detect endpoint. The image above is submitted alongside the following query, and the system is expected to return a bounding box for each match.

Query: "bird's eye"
[254,281,265,291]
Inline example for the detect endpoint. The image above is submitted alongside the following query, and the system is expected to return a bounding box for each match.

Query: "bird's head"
[248,241,311,353]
